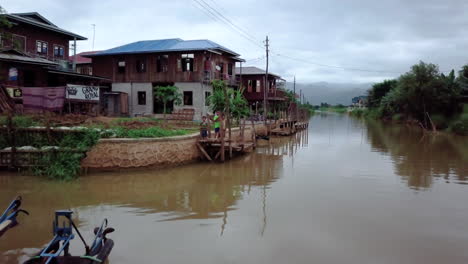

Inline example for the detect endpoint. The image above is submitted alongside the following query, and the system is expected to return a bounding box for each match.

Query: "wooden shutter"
[177,59,182,72]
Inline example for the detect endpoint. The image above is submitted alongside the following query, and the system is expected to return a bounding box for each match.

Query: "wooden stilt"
[197,143,212,161]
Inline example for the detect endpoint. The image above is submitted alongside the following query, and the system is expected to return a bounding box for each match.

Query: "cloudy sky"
[3,0,468,84]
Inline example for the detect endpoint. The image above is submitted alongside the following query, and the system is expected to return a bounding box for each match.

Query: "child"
[212,111,221,139]
[200,116,209,139]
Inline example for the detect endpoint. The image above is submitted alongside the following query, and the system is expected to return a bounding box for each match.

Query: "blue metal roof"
[91,38,240,57]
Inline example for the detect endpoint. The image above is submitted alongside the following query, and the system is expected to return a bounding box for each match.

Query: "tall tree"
[207,80,249,120]
[367,80,397,108]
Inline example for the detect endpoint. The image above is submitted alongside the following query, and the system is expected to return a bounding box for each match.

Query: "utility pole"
[264,35,269,125]
[91,24,96,51]
[72,37,77,71]
[293,75,296,97]
[300,89,302,105]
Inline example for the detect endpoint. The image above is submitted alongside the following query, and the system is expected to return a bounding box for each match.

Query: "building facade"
[235,66,286,113]
[88,38,243,119]
[0,12,110,114]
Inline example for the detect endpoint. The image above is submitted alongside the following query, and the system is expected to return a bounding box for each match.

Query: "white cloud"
[4,0,468,83]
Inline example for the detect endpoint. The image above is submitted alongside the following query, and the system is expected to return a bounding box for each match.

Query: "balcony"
[203,71,239,86]
[243,89,286,102]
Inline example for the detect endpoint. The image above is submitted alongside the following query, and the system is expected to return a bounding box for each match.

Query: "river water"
[1,113,467,264]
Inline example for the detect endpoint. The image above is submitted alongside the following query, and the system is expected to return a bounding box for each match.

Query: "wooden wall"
[91,50,238,84]
[4,21,72,60]
[239,74,278,102]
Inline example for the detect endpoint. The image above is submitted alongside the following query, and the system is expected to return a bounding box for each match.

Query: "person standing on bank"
[200,116,209,139]
[211,111,221,139]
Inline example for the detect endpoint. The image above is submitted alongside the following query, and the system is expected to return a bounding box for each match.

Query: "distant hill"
[285,82,372,105]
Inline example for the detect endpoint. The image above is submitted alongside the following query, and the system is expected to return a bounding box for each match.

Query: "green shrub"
[429,114,450,129]
[364,108,383,119]
[449,118,468,136]
[349,108,365,117]
[34,151,84,181]
[0,115,38,127]
[392,113,404,122]
[32,129,101,180]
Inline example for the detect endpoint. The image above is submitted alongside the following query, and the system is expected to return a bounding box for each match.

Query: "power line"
[190,1,419,75]
[244,55,265,63]
[198,0,259,43]
[191,0,264,50]
[273,52,402,74]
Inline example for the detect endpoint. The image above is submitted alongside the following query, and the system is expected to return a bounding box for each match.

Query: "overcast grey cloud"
[3,0,468,85]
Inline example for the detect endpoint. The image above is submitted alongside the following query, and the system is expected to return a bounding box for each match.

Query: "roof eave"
[87,48,241,58]
[5,14,87,40]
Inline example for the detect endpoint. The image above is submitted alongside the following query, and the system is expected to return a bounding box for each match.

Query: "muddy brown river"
[1,113,468,264]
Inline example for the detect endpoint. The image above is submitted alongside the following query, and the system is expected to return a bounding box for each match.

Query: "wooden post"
[240,118,246,151]
[251,119,256,148]
[7,113,16,168]
[223,83,232,160]
[197,143,212,161]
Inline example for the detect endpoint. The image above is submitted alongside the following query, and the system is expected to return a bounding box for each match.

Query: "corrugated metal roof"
[89,39,240,57]
[69,51,101,64]
[0,52,58,66]
[5,12,87,40]
[235,66,281,78]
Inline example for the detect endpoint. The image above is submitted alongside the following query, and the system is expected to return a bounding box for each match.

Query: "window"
[181,54,194,72]
[136,59,146,73]
[228,63,233,75]
[53,45,65,58]
[183,91,193,106]
[12,35,26,52]
[117,59,126,74]
[256,80,261,93]
[137,91,146,105]
[156,55,169,72]
[247,80,253,93]
[36,40,48,54]
[218,63,224,74]
[205,91,211,106]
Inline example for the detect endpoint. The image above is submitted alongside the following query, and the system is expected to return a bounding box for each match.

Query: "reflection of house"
[88,38,244,119]
[0,12,110,114]
[235,66,286,112]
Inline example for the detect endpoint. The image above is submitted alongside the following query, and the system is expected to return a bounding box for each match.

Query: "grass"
[111,126,194,138]
[320,106,348,114]
[111,116,160,125]
[0,115,39,127]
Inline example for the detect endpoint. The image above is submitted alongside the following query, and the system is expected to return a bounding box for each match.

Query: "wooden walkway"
[270,120,309,136]
[196,119,257,162]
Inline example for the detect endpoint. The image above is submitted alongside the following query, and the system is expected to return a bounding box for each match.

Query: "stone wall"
[82,127,254,170]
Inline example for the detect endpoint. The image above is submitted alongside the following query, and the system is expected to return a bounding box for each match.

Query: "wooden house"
[0,12,110,114]
[87,38,244,119]
[235,66,286,112]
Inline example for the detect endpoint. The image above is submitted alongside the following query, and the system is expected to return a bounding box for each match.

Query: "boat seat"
[0,220,12,233]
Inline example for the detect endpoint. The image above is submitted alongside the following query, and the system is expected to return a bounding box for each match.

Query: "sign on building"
[6,87,22,98]
[8,68,18,81]
[66,84,100,101]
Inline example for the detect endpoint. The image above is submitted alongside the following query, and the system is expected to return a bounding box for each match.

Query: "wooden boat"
[0,196,28,238]
[23,210,114,264]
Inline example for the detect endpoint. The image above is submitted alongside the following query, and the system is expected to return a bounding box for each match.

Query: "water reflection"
[364,119,468,189]
[0,131,310,263]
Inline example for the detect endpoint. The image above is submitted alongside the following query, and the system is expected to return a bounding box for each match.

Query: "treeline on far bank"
[350,61,468,136]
